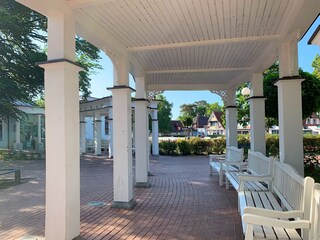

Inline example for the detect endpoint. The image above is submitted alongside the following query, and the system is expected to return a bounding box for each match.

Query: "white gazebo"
[15,0,320,239]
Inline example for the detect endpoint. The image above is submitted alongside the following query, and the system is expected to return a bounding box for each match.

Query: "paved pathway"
[0,155,242,240]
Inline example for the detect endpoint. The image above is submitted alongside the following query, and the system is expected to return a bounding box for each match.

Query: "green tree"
[156,95,173,134]
[205,102,223,116]
[236,84,250,127]
[179,114,193,127]
[0,0,101,119]
[179,103,197,118]
[264,62,320,120]
[312,54,320,79]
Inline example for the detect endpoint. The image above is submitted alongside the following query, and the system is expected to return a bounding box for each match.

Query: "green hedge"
[159,134,320,182]
[159,134,320,157]
[159,137,226,156]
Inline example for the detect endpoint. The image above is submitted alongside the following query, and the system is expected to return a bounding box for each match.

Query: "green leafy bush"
[189,138,208,155]
[159,140,177,155]
[303,134,320,153]
[176,139,191,155]
[304,153,320,183]
[209,137,226,154]
[0,150,42,160]
[238,135,250,157]
[265,134,279,157]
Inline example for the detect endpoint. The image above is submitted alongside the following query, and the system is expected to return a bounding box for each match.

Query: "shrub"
[176,139,191,155]
[304,153,320,183]
[189,138,208,155]
[265,134,279,157]
[303,134,320,154]
[159,140,177,155]
[209,137,226,154]
[238,134,250,157]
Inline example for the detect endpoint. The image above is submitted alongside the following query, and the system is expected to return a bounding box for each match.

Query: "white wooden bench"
[225,150,274,191]
[209,146,245,186]
[240,160,315,240]
[311,183,320,240]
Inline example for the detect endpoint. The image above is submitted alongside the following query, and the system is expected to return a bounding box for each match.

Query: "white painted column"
[94,112,101,155]
[225,107,238,147]
[108,55,136,209]
[134,77,150,187]
[225,88,238,147]
[39,13,82,240]
[249,74,266,155]
[107,108,113,158]
[276,35,304,176]
[13,120,23,150]
[80,115,86,154]
[152,110,159,155]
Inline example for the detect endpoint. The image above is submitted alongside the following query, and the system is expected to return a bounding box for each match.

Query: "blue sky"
[89,17,320,120]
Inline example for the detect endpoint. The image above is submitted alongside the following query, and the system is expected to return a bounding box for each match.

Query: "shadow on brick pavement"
[0,155,242,240]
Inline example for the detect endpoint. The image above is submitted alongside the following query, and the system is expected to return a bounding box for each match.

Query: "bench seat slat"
[252,192,274,239]
[241,191,303,240]
[226,172,268,192]
[258,193,289,239]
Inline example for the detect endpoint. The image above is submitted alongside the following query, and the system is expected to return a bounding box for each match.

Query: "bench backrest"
[272,160,314,236]
[312,183,320,240]
[247,150,274,176]
[272,160,314,239]
[226,146,244,162]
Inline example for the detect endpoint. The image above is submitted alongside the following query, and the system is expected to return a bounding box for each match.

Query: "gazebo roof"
[18,0,319,91]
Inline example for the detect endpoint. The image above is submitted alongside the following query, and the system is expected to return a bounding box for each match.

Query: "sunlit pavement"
[0,155,242,240]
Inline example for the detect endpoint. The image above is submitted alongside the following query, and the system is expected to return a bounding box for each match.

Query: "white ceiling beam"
[146,67,251,75]
[128,35,280,52]
[67,0,117,9]
[146,84,228,91]
[17,0,73,16]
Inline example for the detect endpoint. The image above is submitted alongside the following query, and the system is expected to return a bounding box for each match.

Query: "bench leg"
[219,169,223,186]
[226,178,229,190]
[209,165,213,175]
[15,170,21,183]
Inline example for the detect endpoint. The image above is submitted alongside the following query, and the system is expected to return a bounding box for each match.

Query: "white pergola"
[15,0,320,239]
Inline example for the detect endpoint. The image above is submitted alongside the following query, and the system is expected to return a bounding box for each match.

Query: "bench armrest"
[243,207,304,219]
[209,154,225,162]
[243,214,310,239]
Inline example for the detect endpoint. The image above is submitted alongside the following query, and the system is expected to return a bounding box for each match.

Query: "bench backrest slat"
[247,150,273,176]
[312,183,320,240]
[272,161,305,211]
[272,161,314,224]
[226,146,244,162]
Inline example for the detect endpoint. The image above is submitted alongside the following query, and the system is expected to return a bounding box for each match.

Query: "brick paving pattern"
[0,155,242,240]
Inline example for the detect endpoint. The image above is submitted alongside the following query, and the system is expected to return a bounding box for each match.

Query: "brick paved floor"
[0,155,242,240]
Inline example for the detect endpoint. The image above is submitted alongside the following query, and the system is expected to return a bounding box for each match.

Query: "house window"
[0,120,3,141]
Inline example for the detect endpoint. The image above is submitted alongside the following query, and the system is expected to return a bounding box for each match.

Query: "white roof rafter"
[146,67,251,75]
[128,35,280,52]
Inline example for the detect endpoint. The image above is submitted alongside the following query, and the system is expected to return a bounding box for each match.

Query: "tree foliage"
[178,100,223,126]
[156,94,173,134]
[264,62,320,120]
[236,83,250,127]
[0,0,101,119]
[206,102,223,116]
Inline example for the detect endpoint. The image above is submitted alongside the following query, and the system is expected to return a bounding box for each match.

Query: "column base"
[13,143,23,151]
[135,182,151,188]
[111,199,137,210]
